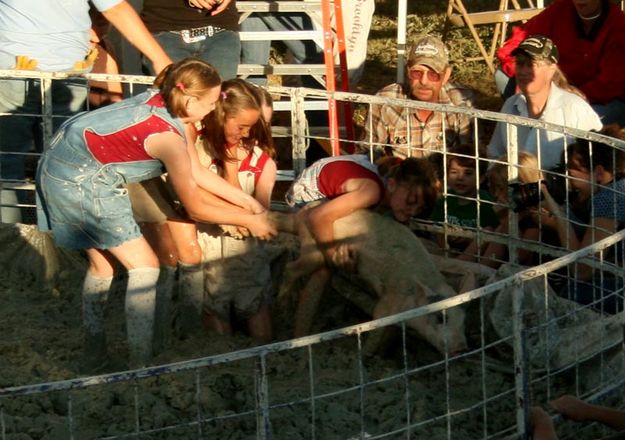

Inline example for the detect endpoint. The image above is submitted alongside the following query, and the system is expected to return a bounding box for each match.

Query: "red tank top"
[85,94,183,164]
[318,160,384,199]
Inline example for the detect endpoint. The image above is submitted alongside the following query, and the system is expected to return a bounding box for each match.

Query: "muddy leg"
[202,310,233,335]
[247,304,272,344]
[152,265,176,354]
[178,262,205,338]
[82,270,113,371]
[126,267,159,368]
[363,294,405,357]
[294,268,331,338]
[363,327,400,357]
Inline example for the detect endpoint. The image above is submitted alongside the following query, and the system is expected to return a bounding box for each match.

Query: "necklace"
[578,9,602,20]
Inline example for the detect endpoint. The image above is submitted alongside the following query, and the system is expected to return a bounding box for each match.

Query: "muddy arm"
[267,211,297,234]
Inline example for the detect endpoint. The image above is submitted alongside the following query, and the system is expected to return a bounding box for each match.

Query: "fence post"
[512,284,531,438]
[255,356,271,439]
[40,77,54,151]
[290,87,308,174]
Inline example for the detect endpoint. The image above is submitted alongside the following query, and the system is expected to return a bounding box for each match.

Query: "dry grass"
[358,0,542,111]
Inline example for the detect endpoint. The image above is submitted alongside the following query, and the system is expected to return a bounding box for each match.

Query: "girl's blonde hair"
[153,57,221,118]
[488,152,543,189]
[252,84,274,113]
[202,79,275,163]
[552,66,587,101]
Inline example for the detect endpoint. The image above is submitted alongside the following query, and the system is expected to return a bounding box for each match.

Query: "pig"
[267,209,468,356]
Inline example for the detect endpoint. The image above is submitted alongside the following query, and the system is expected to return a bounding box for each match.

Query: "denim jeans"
[0,77,87,222]
[36,90,179,249]
[240,13,321,86]
[144,30,240,80]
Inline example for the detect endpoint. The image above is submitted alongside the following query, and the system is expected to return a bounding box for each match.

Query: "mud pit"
[0,224,620,439]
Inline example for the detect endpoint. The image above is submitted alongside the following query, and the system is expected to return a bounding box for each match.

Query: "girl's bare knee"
[177,241,202,265]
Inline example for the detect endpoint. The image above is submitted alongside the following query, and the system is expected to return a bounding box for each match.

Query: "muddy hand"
[331,244,358,273]
[246,211,277,240]
[220,224,248,239]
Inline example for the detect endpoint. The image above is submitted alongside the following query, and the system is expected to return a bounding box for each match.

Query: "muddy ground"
[0,224,621,440]
[1,1,622,438]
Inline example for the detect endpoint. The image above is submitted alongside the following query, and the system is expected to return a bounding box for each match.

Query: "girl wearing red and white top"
[199,79,278,343]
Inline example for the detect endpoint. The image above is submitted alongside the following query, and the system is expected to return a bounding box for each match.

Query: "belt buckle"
[181,29,206,43]
[192,25,215,38]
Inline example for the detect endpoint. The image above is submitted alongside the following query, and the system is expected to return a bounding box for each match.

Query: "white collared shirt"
[488,83,602,170]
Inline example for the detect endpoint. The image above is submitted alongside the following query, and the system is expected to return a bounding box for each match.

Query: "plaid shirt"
[361,82,476,159]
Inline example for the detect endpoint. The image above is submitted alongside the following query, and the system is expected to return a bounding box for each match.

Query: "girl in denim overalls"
[36,58,276,369]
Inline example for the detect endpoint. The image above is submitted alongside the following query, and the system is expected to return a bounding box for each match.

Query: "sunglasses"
[408,68,442,82]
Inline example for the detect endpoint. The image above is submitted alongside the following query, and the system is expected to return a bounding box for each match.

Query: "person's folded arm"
[186,134,265,214]
[306,179,380,264]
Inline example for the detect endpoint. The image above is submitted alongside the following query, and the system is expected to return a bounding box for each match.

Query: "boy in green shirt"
[431,144,499,254]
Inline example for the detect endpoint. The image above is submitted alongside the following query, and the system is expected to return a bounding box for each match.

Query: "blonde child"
[460,151,543,268]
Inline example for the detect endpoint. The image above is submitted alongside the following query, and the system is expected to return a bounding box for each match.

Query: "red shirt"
[318,160,384,200]
[85,94,182,164]
[497,0,625,104]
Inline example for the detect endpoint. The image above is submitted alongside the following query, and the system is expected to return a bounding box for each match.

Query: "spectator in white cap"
[488,35,602,171]
[361,34,477,159]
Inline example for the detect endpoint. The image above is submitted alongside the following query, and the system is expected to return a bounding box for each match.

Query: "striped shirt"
[361,82,476,159]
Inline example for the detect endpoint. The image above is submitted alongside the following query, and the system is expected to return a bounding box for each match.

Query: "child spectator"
[431,144,499,254]
[36,58,275,370]
[538,126,625,313]
[460,152,544,268]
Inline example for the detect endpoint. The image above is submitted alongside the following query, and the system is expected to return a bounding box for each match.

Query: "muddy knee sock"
[126,267,159,367]
[152,265,176,354]
[82,271,113,360]
[178,262,205,336]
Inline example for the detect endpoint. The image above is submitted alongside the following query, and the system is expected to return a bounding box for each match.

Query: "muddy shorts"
[199,230,274,320]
